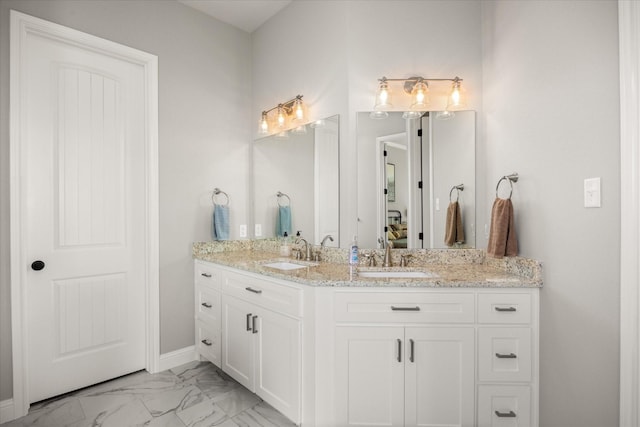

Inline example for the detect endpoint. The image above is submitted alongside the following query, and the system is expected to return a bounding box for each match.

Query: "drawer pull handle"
[409,339,415,363]
[201,273,212,278]
[495,410,516,418]
[201,339,212,346]
[201,302,212,308]
[495,352,517,359]
[246,313,252,331]
[252,315,258,334]
[245,287,263,294]
[495,306,517,312]
[397,339,402,362]
[391,306,420,311]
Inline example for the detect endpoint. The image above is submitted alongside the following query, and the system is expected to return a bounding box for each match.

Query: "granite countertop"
[193,244,543,289]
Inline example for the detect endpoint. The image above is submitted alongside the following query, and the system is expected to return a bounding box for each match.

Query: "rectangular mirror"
[357,111,476,249]
[253,115,340,246]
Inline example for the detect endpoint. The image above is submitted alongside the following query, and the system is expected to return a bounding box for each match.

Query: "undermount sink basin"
[262,261,317,271]
[357,270,437,279]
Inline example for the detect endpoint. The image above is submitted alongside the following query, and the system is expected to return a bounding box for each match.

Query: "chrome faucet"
[321,234,334,247]
[295,237,312,261]
[382,244,393,267]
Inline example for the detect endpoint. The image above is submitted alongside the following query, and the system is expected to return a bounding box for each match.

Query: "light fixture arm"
[261,94,304,116]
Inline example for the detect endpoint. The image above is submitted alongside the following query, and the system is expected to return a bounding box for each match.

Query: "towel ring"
[212,188,230,206]
[495,173,519,199]
[277,191,291,207]
[449,184,464,203]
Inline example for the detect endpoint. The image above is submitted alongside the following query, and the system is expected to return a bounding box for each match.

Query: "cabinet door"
[255,307,301,424]
[404,327,475,427]
[335,326,405,427]
[221,294,255,391]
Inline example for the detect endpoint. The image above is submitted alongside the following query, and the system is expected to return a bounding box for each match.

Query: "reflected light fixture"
[258,94,308,135]
[371,76,466,119]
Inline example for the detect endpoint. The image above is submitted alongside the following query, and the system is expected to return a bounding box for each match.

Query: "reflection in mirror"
[253,115,339,247]
[357,111,476,249]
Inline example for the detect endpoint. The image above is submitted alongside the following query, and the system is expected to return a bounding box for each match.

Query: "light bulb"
[292,97,306,122]
[447,78,467,110]
[374,79,392,110]
[410,80,429,110]
[276,105,287,129]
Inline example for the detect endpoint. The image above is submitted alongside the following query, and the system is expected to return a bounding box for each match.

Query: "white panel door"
[404,327,475,427]
[335,326,405,427]
[221,295,255,391]
[255,307,301,424]
[21,23,148,403]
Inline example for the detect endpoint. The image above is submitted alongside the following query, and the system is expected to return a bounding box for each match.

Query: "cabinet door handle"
[245,287,262,294]
[201,302,212,308]
[397,339,402,362]
[252,315,258,334]
[494,306,516,312]
[201,273,212,278]
[201,339,212,346]
[246,313,252,331]
[409,339,415,363]
[495,410,516,418]
[495,352,517,359]
[391,306,420,311]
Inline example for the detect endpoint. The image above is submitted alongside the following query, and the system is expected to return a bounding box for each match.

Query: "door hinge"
[384,150,387,157]
[418,181,423,189]
[418,232,424,240]
[417,129,422,137]
[384,226,388,232]
[384,188,388,195]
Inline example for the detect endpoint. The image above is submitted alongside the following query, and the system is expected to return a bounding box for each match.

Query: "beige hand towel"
[487,198,518,258]
[444,201,465,247]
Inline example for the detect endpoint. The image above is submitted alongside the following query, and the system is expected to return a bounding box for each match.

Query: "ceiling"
[178,0,292,33]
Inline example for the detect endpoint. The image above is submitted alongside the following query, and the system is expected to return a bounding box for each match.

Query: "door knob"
[31,260,45,271]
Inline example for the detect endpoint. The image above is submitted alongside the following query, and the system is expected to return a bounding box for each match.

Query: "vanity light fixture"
[258,94,308,135]
[371,76,466,119]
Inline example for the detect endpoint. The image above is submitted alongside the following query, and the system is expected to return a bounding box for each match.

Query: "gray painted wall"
[481,2,620,426]
[0,0,252,401]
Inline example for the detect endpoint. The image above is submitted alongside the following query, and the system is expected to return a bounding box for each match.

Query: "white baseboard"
[158,346,197,372]
[0,398,15,423]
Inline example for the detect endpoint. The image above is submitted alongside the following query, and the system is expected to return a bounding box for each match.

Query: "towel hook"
[495,173,519,199]
[277,191,291,207]
[449,184,464,203]
[212,188,230,206]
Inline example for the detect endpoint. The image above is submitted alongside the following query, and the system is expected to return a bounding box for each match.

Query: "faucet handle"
[400,254,413,267]
[363,252,378,267]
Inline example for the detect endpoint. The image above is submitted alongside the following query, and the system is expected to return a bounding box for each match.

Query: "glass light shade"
[370,110,389,120]
[402,111,422,119]
[373,80,392,110]
[291,97,306,123]
[258,112,269,134]
[447,80,467,110]
[435,110,455,120]
[310,119,325,128]
[276,105,288,129]
[292,124,308,134]
[410,81,429,110]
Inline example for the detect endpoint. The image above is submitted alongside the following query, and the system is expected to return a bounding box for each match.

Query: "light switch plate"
[239,224,247,237]
[584,177,601,208]
[255,224,262,237]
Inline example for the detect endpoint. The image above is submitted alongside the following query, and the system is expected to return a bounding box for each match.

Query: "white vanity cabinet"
[194,262,302,425]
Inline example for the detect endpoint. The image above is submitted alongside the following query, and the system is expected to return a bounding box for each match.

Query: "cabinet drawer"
[478,293,532,324]
[334,291,475,323]
[196,285,221,324]
[197,319,221,367]
[223,271,302,318]
[477,385,531,427]
[479,328,532,382]
[195,261,222,291]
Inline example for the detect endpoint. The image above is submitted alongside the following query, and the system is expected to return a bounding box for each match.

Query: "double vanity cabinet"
[193,254,540,427]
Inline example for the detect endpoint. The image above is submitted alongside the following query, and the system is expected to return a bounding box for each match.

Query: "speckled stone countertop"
[193,240,543,289]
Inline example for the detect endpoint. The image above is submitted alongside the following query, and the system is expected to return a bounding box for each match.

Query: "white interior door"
[11,12,158,405]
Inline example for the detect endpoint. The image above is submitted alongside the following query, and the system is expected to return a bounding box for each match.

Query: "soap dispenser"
[280,231,291,257]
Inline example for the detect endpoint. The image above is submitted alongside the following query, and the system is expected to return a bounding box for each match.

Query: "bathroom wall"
[0,0,251,401]
[481,1,620,426]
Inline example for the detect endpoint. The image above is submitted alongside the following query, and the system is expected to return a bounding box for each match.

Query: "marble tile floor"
[1,361,297,427]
